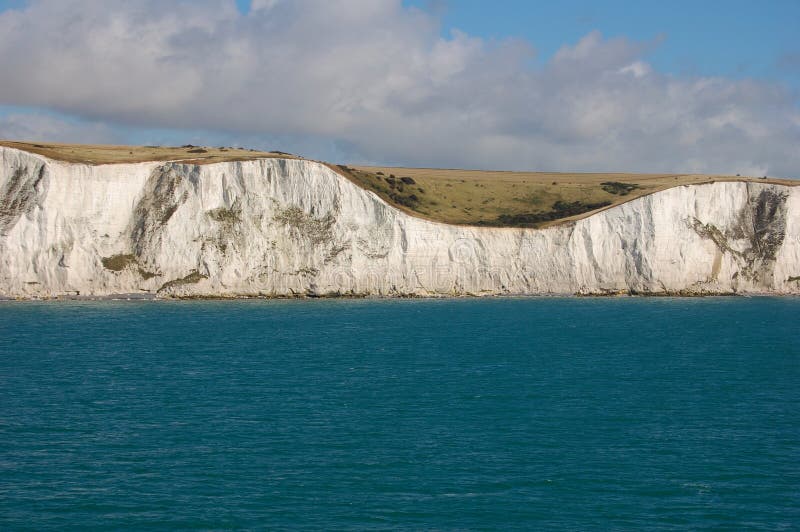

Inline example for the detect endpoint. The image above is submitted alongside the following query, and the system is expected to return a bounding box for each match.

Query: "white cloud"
[619,61,651,78]
[0,0,797,177]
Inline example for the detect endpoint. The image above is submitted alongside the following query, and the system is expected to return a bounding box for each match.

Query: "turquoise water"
[1,298,798,530]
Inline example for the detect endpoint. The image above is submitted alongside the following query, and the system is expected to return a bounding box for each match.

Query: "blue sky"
[403,0,800,87]
[0,0,798,175]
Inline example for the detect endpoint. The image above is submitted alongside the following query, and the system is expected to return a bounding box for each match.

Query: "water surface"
[1,298,798,529]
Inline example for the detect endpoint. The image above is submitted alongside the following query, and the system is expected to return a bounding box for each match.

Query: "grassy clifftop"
[344,165,795,228]
[0,140,297,165]
[3,140,795,229]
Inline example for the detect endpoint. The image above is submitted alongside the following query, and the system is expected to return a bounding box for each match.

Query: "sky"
[0,0,798,176]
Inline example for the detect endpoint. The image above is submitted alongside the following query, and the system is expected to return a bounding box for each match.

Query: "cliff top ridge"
[2,140,796,229]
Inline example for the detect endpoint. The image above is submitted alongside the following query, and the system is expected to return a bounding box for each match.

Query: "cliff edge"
[1,145,798,298]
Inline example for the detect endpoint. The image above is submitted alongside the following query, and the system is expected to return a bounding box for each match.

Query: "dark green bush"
[601,181,639,195]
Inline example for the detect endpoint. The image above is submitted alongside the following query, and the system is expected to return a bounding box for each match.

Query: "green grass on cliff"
[344,165,795,228]
[0,140,297,165]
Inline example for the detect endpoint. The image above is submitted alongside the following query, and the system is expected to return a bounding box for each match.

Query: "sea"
[1,297,798,530]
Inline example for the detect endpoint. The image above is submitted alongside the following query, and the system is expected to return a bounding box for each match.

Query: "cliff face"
[1,146,798,298]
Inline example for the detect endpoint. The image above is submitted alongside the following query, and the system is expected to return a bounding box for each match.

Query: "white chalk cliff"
[1,146,798,298]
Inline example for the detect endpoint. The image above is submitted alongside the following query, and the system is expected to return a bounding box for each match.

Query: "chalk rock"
[1,146,798,297]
